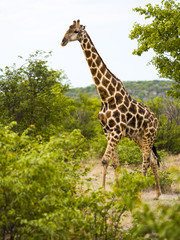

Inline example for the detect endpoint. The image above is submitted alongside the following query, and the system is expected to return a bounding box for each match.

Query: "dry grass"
[83,154,180,201]
[82,154,180,232]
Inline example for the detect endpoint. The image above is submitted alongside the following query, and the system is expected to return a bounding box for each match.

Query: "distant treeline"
[67,80,172,101]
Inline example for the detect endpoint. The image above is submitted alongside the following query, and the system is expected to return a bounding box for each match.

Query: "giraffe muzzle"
[61,37,68,46]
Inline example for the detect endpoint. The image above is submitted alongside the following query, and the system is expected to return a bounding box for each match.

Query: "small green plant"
[114,169,154,210]
[89,133,107,157]
[129,202,180,240]
[117,138,142,165]
[145,169,173,193]
[158,170,173,193]
[134,167,173,193]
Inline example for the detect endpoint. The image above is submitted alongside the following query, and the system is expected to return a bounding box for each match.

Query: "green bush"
[89,133,107,157]
[134,167,173,193]
[118,138,142,165]
[0,123,88,239]
[0,123,156,239]
[158,170,173,193]
[129,203,180,240]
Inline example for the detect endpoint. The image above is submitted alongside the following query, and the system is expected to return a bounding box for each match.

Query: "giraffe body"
[61,20,161,199]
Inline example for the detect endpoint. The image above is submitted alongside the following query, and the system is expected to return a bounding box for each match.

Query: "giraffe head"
[61,20,85,46]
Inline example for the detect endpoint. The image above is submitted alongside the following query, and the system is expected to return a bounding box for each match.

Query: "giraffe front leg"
[102,139,119,189]
[102,152,111,189]
[112,147,120,185]
[102,139,116,189]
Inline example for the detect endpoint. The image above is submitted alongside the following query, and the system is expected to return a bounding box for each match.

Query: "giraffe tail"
[152,145,160,167]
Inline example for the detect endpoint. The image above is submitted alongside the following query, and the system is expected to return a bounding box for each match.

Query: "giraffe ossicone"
[61,20,161,200]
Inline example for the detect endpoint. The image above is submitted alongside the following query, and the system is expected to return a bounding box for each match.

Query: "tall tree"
[130,0,180,98]
[0,51,73,137]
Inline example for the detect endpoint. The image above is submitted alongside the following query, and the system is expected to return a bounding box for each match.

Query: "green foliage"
[67,93,102,139]
[147,97,180,154]
[0,123,88,239]
[146,169,173,193]
[130,0,180,98]
[158,170,173,192]
[114,169,154,210]
[0,123,158,239]
[89,133,107,157]
[118,138,142,165]
[130,203,180,240]
[0,50,74,138]
[67,80,172,102]
[126,166,180,240]
[134,166,173,193]
[1,122,180,239]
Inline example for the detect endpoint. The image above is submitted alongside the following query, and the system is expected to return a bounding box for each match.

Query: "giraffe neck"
[79,31,125,102]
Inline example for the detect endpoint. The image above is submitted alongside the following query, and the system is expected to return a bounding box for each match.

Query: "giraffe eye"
[74,30,79,33]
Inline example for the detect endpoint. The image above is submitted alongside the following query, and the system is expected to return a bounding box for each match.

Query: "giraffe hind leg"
[142,134,161,199]
[150,151,162,200]
[134,135,161,200]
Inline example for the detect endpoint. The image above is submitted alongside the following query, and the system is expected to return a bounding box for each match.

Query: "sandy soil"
[82,155,180,230]
[83,155,180,202]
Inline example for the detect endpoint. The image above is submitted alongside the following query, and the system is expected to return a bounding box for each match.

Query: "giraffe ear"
[81,25,86,30]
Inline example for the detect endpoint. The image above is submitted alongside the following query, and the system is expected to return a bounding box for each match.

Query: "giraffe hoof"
[102,159,107,165]
[153,194,161,200]
[112,163,118,169]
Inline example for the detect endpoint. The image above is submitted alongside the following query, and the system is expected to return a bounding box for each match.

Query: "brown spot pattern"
[88,59,92,66]
[115,93,123,105]
[96,57,101,67]
[109,119,116,128]
[94,77,100,85]
[85,50,91,58]
[100,65,106,74]
[102,78,109,87]
[118,104,127,113]
[128,116,136,128]
[90,68,97,76]
[113,110,120,118]
[111,78,116,87]
[129,103,137,115]
[97,71,102,79]
[98,86,109,101]
[108,84,115,95]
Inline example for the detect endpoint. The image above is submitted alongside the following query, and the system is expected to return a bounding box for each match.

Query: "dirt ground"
[83,154,180,201]
[82,154,180,230]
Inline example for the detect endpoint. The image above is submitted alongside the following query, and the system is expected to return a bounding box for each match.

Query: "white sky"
[0,0,163,88]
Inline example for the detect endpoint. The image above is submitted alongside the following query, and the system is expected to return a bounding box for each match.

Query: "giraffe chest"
[98,105,123,132]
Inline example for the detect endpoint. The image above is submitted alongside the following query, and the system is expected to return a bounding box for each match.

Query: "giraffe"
[61,20,161,199]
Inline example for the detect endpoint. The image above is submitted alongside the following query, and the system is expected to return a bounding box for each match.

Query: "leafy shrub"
[129,203,180,240]
[158,170,173,193]
[89,133,107,157]
[117,138,142,165]
[114,169,154,210]
[0,123,156,239]
[134,167,173,193]
[0,123,88,239]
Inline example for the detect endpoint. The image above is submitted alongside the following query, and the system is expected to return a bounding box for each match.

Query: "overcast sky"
[0,0,163,88]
